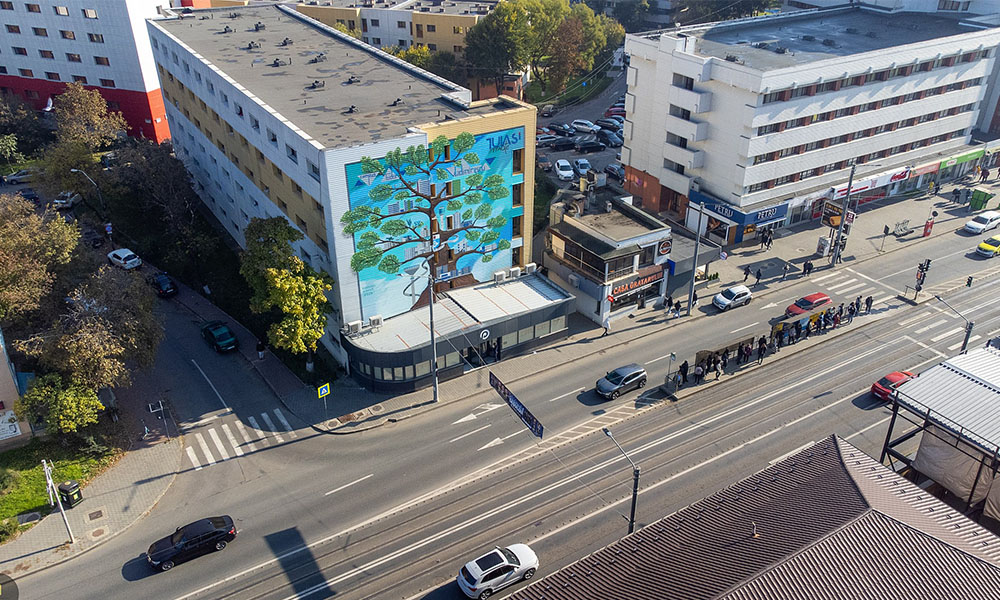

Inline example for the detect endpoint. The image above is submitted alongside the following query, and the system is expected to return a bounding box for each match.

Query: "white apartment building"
[624,5,1000,245]
[0,0,170,141]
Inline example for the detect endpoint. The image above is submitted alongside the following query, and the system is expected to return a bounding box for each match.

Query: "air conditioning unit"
[369,314,383,329]
[568,273,580,288]
[494,271,507,284]
[509,266,521,278]
[525,262,537,274]
[347,320,362,334]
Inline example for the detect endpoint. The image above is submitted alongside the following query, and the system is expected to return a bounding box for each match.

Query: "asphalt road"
[14,214,1000,599]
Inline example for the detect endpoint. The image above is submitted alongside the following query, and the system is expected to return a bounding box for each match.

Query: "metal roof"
[507,436,1000,600]
[894,345,1000,454]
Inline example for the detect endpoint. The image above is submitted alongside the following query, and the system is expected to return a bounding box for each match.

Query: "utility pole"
[687,202,704,316]
[603,427,640,534]
[831,162,856,266]
[428,270,439,403]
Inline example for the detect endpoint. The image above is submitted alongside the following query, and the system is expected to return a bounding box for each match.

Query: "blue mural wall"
[345,127,525,320]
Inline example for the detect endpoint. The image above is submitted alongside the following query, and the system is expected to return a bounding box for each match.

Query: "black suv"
[147,272,178,298]
[548,123,575,137]
[549,138,577,152]
[595,363,647,399]
[147,515,237,572]
[576,140,606,153]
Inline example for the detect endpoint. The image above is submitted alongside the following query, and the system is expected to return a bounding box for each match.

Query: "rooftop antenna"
[751,521,761,538]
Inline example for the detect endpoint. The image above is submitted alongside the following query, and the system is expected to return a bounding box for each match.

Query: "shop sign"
[912,162,940,177]
[657,239,672,256]
[953,149,985,165]
[611,270,664,296]
[822,201,843,228]
[750,203,787,225]
[831,167,910,200]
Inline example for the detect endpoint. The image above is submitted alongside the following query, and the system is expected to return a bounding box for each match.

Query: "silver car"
[457,544,538,599]
[596,363,647,400]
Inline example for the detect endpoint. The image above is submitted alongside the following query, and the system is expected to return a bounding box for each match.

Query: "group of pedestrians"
[758,228,775,251]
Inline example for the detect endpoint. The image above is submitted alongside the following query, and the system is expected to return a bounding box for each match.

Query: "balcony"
[658,167,691,196]
[669,86,712,114]
[666,115,708,142]
[663,143,705,170]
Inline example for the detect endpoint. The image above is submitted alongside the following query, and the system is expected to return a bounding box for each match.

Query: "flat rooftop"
[662,7,984,71]
[156,5,516,147]
[297,0,495,14]
[297,0,410,9]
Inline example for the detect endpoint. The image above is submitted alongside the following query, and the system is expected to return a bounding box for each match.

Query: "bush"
[0,518,19,543]
[0,468,19,495]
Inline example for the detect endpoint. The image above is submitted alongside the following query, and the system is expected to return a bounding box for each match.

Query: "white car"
[6,168,36,184]
[964,211,1000,234]
[571,119,600,133]
[53,191,82,210]
[555,159,574,181]
[457,544,538,599]
[713,284,753,311]
[107,248,142,270]
[536,134,558,146]
[573,158,592,177]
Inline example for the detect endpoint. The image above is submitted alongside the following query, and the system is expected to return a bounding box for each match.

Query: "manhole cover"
[15,512,40,525]
[88,510,104,521]
[338,412,359,423]
[370,404,384,414]
[89,528,105,538]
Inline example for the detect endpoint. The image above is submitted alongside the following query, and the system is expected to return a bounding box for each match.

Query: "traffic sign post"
[318,383,330,421]
[489,371,544,438]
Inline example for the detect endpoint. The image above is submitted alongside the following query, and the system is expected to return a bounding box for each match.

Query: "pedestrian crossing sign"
[318,383,330,398]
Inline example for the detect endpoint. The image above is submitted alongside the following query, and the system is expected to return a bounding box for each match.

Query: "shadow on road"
[265,528,332,598]
[121,555,156,581]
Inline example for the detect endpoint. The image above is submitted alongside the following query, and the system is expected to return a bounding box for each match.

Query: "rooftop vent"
[866,31,877,38]
[246,41,261,50]
[845,27,859,34]
[801,34,815,41]
[222,25,234,34]
[281,37,293,46]
[309,80,326,89]
[347,75,361,84]
[254,21,266,31]
[724,54,740,62]
[309,52,326,63]
[822,38,837,47]
[753,42,769,49]
[347,105,358,113]
[774,46,787,54]
[228,12,242,18]
[390,97,403,106]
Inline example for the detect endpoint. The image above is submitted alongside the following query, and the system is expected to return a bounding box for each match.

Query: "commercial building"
[0,0,170,141]
[147,4,550,391]
[509,435,1000,600]
[624,5,1000,245]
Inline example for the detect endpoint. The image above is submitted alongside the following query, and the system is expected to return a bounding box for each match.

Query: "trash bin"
[58,480,83,508]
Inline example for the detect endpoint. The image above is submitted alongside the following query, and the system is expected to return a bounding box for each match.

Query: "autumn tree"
[240,217,303,314]
[521,0,571,90]
[261,256,333,371]
[18,373,104,434]
[388,45,432,70]
[0,194,79,323]
[613,0,650,32]
[548,19,588,93]
[0,94,50,156]
[465,1,531,96]
[332,22,362,39]
[341,132,510,285]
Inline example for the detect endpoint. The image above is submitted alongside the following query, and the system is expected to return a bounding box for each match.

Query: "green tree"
[613,0,650,32]
[18,373,103,434]
[332,22,362,39]
[52,81,127,149]
[389,45,431,70]
[596,15,626,64]
[261,256,332,369]
[0,95,51,156]
[0,193,79,323]
[569,3,607,68]
[0,134,24,169]
[427,51,467,86]
[340,132,510,285]
[36,139,94,197]
[465,1,531,96]
[240,217,303,314]
[673,0,772,25]
[520,0,571,91]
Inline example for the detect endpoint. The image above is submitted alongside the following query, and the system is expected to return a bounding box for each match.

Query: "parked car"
[871,371,914,401]
[6,168,36,184]
[605,106,626,118]
[554,159,575,181]
[549,138,577,152]
[595,118,620,131]
[977,235,1000,257]
[536,134,558,146]
[52,191,82,210]
[201,320,239,353]
[540,104,557,117]
[536,126,553,136]
[18,188,39,202]
[575,140,606,153]
[536,153,552,172]
[146,516,237,572]
[146,272,178,298]
[571,119,601,133]
[964,211,1000,234]
[107,248,142,270]
[604,163,625,182]
[606,115,625,126]
[597,130,623,147]
[596,363,647,400]
[713,284,753,311]
[573,158,592,177]
[785,292,832,317]
[548,123,575,137]
[457,544,538,599]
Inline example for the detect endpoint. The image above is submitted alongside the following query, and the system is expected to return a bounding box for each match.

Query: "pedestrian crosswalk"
[805,268,898,311]
[183,408,299,470]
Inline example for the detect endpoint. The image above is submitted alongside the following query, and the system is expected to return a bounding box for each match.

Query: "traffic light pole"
[831,163,856,265]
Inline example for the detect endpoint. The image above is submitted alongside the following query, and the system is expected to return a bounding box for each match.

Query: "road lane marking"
[845,417,892,441]
[835,282,869,295]
[904,335,947,359]
[221,424,243,457]
[324,473,374,497]
[898,313,929,327]
[949,335,981,351]
[878,245,972,280]
[931,327,963,342]
[233,420,257,452]
[826,278,858,290]
[549,388,585,402]
[260,412,285,444]
[190,359,229,410]
[185,447,203,471]
[813,272,839,282]
[730,321,759,334]
[872,294,894,306]
[502,430,527,440]
[273,408,297,438]
[845,268,890,288]
[246,416,269,447]
[195,433,216,466]
[208,428,230,461]
[913,319,948,334]
[449,424,491,443]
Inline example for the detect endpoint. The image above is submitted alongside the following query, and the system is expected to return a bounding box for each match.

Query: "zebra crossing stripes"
[184,409,299,471]
[273,408,297,439]
[186,447,203,471]
[221,423,244,457]
[259,412,285,444]
[234,420,257,452]
[208,428,230,460]
[195,433,217,467]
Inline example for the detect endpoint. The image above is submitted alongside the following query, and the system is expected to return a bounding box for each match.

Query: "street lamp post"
[70,168,106,213]
[602,427,640,534]
[831,163,856,266]
[427,270,439,403]
[687,201,705,316]
[935,295,975,353]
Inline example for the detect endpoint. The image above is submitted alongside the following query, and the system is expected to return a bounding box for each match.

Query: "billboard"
[344,127,525,320]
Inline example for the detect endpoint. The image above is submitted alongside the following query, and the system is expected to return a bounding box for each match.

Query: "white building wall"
[361,7,409,48]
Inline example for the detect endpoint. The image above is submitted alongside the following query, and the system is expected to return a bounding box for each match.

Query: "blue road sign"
[489,371,544,439]
[318,383,330,398]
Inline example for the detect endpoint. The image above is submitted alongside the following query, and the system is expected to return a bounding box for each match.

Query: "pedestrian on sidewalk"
[721,348,729,370]
[743,265,752,282]
[692,291,699,308]
[754,268,763,287]
[745,343,753,364]
[757,344,767,365]
[776,329,784,350]
[735,343,744,365]
[928,180,936,195]
[759,233,767,250]
[601,316,611,337]
[679,360,689,384]
[673,300,682,318]
[766,232,774,250]
[865,295,874,314]
[805,261,814,276]
[781,263,790,281]
[983,169,991,183]
[693,362,704,384]
[256,339,266,360]
[847,303,856,324]
[833,313,841,328]
[713,358,722,380]
[837,303,844,319]
[953,188,961,203]
[665,294,673,313]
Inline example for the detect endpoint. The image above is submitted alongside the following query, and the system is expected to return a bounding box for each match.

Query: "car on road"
[201,320,239,352]
[549,138,577,152]
[52,191,82,210]
[604,163,625,182]
[147,272,178,298]
[457,544,538,599]
[576,140,606,153]
[107,248,142,270]
[571,119,601,133]
[596,363,647,399]
[977,235,1000,257]
[596,129,623,147]
[536,153,552,172]
[18,188,38,202]
[573,158,592,177]
[785,292,832,317]
[554,159,575,181]
[540,104,557,117]
[713,284,753,311]
[146,515,237,572]
[6,168,36,184]
[536,133,558,146]
[964,210,1000,234]
[548,123,575,136]
[871,370,915,401]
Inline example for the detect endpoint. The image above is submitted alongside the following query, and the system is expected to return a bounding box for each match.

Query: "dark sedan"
[548,123,575,137]
[550,138,577,152]
[201,320,239,352]
[147,515,237,572]
[604,163,625,182]
[147,272,178,298]
[576,140,606,153]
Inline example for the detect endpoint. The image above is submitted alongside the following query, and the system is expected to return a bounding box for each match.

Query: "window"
[24,89,38,99]
[285,144,297,163]
[672,73,694,90]
[73,75,86,83]
[0,67,6,74]
[427,43,437,51]
[762,91,783,104]
[426,24,436,32]
[25,4,40,13]
[99,78,114,87]
[669,104,691,120]
[94,56,109,66]
[371,18,379,26]
[5,24,18,33]
[18,68,32,77]
[66,52,81,62]
[39,50,54,59]
[88,33,103,43]
[267,129,277,144]
[397,20,406,28]
[60,30,74,39]
[453,26,462,34]
[0,2,12,9]
[82,8,97,18]
[372,37,380,45]
[12,47,26,56]
[250,116,259,130]
[454,45,463,53]
[45,72,59,80]
[32,27,46,36]
[398,39,406,46]
[513,183,523,207]
[54,5,68,15]
[308,160,320,181]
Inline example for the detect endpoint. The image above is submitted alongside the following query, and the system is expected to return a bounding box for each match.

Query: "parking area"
[536,90,627,190]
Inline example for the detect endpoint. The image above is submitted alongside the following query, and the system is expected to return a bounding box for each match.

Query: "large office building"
[623,4,1000,245]
[147,5,566,391]
[0,0,170,141]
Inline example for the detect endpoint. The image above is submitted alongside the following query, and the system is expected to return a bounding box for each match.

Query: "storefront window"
[551,316,567,332]
[404,365,415,379]
[518,326,534,344]
[535,320,551,337]
[415,361,430,377]
[502,332,518,349]
[374,367,384,380]
[393,367,404,380]
[446,352,461,367]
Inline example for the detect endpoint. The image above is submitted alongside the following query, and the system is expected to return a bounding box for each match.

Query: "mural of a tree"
[341,132,512,289]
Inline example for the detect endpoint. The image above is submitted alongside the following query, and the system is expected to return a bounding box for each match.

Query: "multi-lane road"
[15,218,1000,599]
